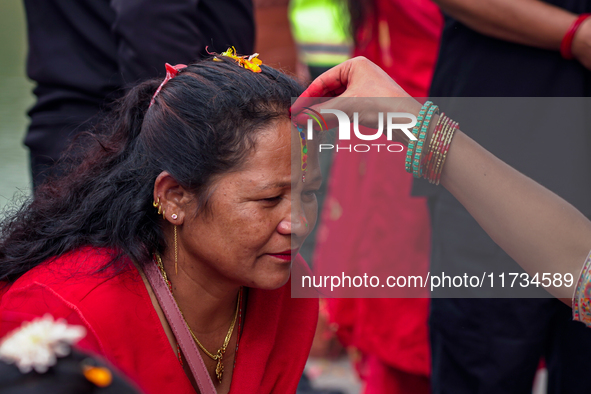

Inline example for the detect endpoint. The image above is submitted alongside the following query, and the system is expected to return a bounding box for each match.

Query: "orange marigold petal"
[83,366,113,388]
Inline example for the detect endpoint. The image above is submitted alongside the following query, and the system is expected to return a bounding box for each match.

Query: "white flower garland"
[0,314,86,373]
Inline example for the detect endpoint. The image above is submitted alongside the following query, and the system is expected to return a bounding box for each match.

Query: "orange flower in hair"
[211,46,263,73]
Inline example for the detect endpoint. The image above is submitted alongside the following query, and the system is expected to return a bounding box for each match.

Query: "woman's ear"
[153,171,190,225]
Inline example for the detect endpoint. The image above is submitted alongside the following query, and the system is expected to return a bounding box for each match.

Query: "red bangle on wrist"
[561,13,591,60]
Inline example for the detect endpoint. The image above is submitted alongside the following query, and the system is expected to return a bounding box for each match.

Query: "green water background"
[0,1,34,213]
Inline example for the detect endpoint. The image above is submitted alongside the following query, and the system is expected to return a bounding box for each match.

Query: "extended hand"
[292,57,422,141]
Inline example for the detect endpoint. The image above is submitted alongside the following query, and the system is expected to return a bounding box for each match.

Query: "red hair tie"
[149,63,187,108]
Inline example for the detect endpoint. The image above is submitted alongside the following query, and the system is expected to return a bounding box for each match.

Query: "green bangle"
[405,101,432,173]
[412,104,439,178]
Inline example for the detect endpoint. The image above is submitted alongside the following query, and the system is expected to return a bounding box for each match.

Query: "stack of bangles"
[405,101,459,185]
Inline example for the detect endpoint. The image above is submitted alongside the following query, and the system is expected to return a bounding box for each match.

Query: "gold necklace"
[154,253,241,384]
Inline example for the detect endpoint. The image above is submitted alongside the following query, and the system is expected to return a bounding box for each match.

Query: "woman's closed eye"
[261,195,283,204]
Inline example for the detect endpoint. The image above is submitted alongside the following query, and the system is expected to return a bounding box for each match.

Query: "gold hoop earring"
[153,197,168,221]
[174,225,178,275]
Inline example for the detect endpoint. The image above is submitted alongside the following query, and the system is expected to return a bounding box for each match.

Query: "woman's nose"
[277,213,309,237]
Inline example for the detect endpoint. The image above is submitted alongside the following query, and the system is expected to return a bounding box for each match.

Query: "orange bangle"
[422,114,446,176]
[430,118,452,184]
[425,116,450,182]
[434,121,458,185]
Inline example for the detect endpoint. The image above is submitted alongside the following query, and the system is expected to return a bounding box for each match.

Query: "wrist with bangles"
[405,100,459,185]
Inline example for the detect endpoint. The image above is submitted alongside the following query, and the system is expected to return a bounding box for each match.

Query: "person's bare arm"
[294,57,591,302]
[433,0,574,48]
[440,130,591,301]
[433,0,591,69]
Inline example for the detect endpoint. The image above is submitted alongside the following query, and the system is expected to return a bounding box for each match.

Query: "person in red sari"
[0,55,319,394]
[312,1,441,393]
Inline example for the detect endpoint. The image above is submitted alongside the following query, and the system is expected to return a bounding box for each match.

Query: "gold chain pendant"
[155,253,241,385]
[215,349,225,383]
[215,359,224,383]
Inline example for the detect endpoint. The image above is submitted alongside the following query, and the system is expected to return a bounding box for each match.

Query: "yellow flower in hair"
[219,46,240,60]
[213,47,263,73]
[244,53,263,73]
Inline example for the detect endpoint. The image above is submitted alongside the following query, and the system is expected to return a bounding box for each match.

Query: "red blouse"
[0,247,318,394]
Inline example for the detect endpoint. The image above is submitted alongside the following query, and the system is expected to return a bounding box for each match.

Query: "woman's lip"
[267,248,300,261]
[267,250,299,261]
[268,253,293,261]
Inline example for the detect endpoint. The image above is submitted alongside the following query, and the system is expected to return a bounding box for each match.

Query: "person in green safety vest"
[289,0,352,79]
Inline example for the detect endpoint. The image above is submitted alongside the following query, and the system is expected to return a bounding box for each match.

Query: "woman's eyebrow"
[255,181,292,191]
[255,174,322,191]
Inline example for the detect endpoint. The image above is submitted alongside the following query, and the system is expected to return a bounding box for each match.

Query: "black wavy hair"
[0,57,304,282]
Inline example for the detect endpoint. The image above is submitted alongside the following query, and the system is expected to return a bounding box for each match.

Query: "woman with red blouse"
[0,57,319,394]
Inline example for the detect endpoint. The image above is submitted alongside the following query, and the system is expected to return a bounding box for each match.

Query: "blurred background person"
[414,1,591,393]
[289,0,352,82]
[311,0,442,393]
[23,0,255,189]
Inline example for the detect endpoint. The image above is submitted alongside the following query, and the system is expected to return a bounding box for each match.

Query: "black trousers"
[25,113,98,190]
[428,192,591,394]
